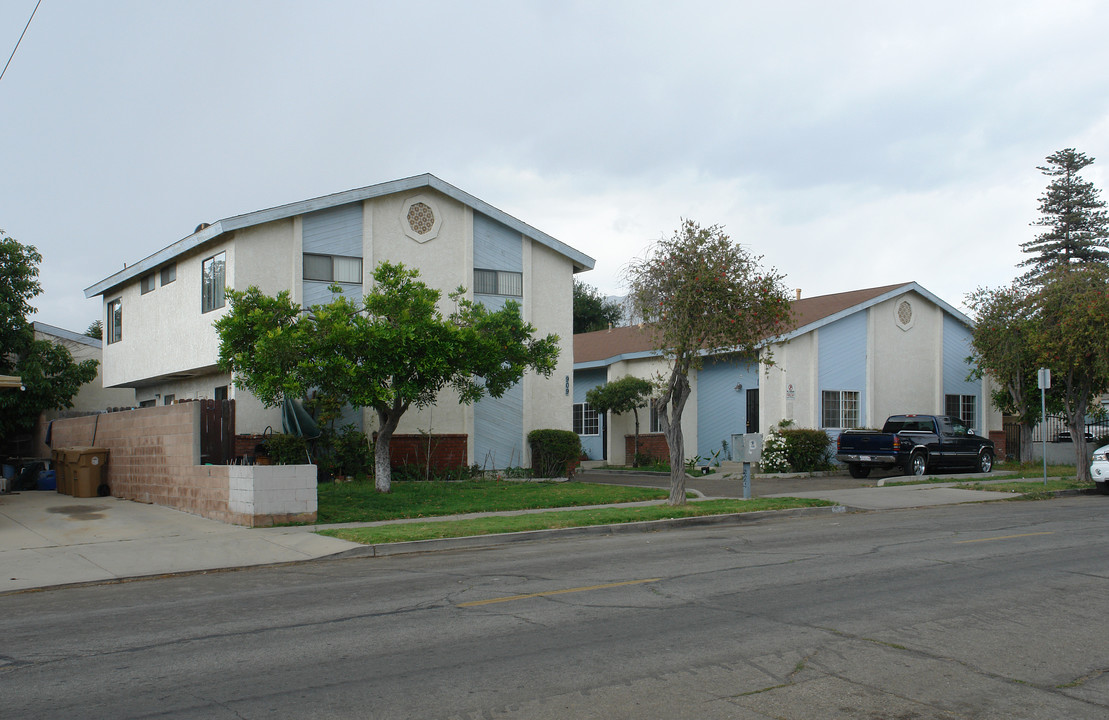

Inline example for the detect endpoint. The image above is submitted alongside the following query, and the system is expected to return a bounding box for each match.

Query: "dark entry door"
[746,389,759,434]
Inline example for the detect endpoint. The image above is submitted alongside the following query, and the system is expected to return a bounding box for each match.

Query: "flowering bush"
[760,430,791,473]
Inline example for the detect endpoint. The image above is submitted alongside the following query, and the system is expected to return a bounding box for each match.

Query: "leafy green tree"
[585,375,655,466]
[1020,148,1109,284]
[573,279,624,334]
[1031,265,1109,481]
[0,231,98,440]
[216,261,560,492]
[965,283,1040,462]
[624,220,793,505]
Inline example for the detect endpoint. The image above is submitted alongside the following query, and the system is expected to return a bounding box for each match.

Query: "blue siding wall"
[474,383,524,470]
[943,314,980,425]
[574,369,607,461]
[303,204,362,256]
[474,212,522,271]
[302,203,363,307]
[818,312,868,425]
[697,356,757,459]
[471,214,526,469]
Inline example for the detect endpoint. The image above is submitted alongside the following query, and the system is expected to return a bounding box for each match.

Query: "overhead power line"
[1,0,43,85]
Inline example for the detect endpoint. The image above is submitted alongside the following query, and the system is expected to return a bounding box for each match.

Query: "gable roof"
[574,281,971,368]
[85,174,595,298]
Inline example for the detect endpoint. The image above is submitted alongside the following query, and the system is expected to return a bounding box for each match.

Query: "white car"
[1091,445,1109,493]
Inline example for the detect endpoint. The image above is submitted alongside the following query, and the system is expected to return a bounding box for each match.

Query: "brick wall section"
[385,434,468,471]
[988,431,1007,461]
[625,433,669,464]
[48,404,315,527]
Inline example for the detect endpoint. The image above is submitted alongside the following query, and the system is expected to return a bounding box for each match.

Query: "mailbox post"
[734,433,763,500]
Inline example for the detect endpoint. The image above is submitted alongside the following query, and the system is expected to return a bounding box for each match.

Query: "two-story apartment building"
[84,174,594,468]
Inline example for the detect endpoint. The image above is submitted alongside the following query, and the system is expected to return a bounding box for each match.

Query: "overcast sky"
[4,0,1109,333]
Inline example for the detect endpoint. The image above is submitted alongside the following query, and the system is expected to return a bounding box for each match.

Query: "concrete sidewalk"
[0,491,361,594]
[0,473,1055,594]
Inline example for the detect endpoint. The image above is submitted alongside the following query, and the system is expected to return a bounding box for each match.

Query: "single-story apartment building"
[573,282,1002,464]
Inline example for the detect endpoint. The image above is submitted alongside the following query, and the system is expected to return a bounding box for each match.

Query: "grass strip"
[317,480,677,524]
[317,497,834,544]
[953,478,1093,494]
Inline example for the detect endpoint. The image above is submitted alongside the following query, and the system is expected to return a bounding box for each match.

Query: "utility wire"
[0,0,42,85]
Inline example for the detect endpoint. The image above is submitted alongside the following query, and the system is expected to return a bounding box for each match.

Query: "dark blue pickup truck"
[835,414,995,479]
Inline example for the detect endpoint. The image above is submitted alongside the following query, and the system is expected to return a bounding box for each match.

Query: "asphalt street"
[4,496,1109,719]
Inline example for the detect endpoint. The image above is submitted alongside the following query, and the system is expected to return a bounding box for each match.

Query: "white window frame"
[201,252,226,313]
[573,402,599,436]
[304,253,362,284]
[945,394,977,428]
[106,298,122,344]
[474,268,523,297]
[822,390,861,429]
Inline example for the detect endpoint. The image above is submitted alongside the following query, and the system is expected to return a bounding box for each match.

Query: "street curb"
[325,504,860,559]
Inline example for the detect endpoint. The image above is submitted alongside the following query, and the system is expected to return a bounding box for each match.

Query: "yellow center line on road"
[955,531,1054,544]
[457,578,662,607]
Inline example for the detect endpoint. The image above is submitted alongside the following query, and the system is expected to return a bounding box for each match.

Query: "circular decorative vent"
[401,195,443,243]
[897,300,912,325]
[894,296,915,331]
[407,202,435,235]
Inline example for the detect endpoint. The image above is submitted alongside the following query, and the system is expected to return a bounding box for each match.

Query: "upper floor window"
[160,263,176,286]
[822,390,860,429]
[474,269,522,297]
[107,298,122,344]
[304,254,362,284]
[202,252,226,313]
[140,273,156,295]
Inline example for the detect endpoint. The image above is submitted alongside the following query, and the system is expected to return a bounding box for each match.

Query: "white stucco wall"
[523,240,575,437]
[761,332,817,432]
[868,291,942,423]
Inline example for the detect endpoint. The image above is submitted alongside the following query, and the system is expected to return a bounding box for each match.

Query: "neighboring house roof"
[84,173,596,298]
[33,321,102,349]
[574,281,971,369]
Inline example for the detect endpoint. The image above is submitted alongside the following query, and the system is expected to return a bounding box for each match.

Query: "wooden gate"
[200,399,235,465]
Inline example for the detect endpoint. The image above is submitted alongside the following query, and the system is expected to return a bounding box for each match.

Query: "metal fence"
[1030,414,1109,444]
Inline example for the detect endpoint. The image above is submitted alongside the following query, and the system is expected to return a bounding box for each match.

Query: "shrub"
[760,430,790,472]
[528,429,582,478]
[264,433,309,465]
[780,428,833,472]
[329,425,372,477]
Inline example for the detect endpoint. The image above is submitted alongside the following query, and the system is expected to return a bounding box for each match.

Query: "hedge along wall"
[47,403,315,527]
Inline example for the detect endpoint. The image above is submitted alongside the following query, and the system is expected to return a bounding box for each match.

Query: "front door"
[746,389,759,434]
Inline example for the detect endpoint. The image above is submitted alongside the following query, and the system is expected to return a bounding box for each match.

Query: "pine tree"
[1020,148,1109,283]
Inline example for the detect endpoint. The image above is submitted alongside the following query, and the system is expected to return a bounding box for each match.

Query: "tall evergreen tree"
[1019,148,1109,283]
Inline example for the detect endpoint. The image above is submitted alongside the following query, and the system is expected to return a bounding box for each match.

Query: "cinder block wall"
[48,404,315,527]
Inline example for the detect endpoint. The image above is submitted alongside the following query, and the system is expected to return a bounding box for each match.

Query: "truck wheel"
[977,451,993,474]
[908,452,927,476]
[848,464,871,479]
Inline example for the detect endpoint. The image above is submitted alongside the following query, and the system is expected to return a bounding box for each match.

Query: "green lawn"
[317,479,681,524]
[318,497,835,544]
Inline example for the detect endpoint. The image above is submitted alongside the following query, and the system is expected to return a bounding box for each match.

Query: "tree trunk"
[631,408,641,467]
[1019,422,1034,464]
[1068,398,1091,483]
[374,409,401,493]
[665,373,691,506]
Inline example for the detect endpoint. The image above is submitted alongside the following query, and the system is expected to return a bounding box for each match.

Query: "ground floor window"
[573,402,599,436]
[822,390,860,429]
[945,394,977,428]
